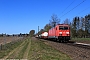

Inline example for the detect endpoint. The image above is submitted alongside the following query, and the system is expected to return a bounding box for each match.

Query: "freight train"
[36,24,70,42]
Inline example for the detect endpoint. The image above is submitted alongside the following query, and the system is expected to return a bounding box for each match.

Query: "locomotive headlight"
[66,32,69,34]
[59,32,62,34]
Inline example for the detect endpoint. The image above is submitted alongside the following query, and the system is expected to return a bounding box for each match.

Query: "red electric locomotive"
[48,24,70,42]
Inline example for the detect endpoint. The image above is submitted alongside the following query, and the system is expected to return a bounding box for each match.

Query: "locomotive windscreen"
[59,26,69,30]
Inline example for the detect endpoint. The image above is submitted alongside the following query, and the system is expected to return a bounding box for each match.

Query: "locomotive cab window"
[59,26,63,30]
[59,26,69,30]
[64,26,68,30]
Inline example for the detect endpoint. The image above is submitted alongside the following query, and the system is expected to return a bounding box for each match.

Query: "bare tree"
[63,18,70,24]
[49,14,60,27]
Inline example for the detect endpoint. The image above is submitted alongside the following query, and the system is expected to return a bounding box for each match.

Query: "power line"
[77,6,90,16]
[62,0,75,14]
[60,0,86,18]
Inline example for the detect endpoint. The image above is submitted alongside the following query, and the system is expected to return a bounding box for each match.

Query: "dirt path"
[3,37,31,59]
[23,38,31,59]
[8,40,28,59]
[3,40,25,59]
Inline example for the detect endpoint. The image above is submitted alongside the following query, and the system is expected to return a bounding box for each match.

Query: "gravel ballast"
[38,38,90,60]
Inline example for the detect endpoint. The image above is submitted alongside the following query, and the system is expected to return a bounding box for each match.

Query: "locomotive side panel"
[48,27,56,39]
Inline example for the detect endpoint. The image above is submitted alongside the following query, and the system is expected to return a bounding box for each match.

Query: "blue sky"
[0,0,90,34]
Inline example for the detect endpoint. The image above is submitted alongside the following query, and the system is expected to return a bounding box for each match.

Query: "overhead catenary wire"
[77,6,90,16]
[60,0,86,18]
[62,0,75,14]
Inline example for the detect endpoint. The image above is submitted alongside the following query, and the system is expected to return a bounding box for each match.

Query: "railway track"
[40,39,90,60]
[41,38,90,50]
[63,41,90,49]
[42,38,90,50]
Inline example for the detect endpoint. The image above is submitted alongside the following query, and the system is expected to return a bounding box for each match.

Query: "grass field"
[29,38,71,60]
[0,40,23,58]
[0,37,71,60]
[72,38,90,41]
